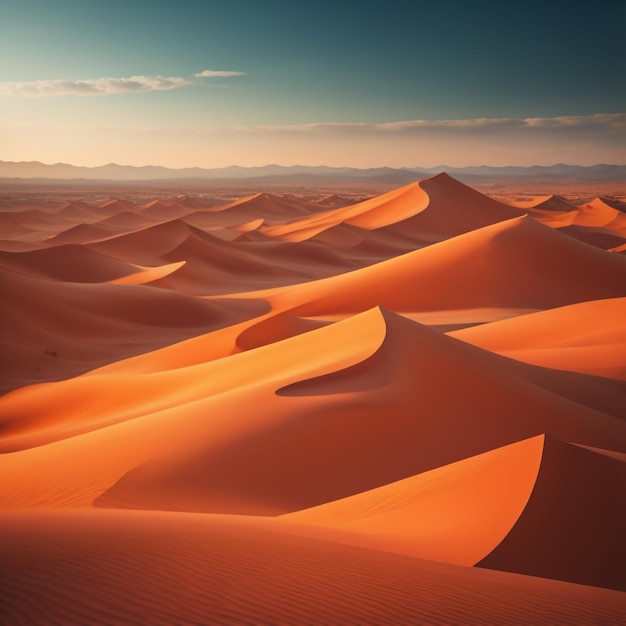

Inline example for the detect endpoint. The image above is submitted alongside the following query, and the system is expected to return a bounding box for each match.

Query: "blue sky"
[1,0,624,167]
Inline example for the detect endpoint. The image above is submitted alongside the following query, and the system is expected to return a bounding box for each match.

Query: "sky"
[1,0,625,168]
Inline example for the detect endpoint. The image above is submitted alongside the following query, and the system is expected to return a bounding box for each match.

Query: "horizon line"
[3,159,626,171]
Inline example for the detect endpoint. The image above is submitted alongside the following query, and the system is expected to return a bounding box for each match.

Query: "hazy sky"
[1,0,624,168]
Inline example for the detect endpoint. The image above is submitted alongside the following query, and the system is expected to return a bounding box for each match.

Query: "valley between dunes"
[1,173,625,625]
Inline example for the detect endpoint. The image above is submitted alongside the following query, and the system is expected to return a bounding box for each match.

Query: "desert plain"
[1,172,625,624]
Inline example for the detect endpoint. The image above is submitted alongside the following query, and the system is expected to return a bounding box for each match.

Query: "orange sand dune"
[108,260,188,285]
[261,173,524,245]
[0,264,261,393]
[138,197,199,219]
[53,200,104,223]
[557,223,626,250]
[91,209,161,232]
[285,434,626,590]
[0,212,37,238]
[3,309,623,512]
[501,194,578,227]
[88,218,195,264]
[0,244,141,282]
[11,208,79,235]
[478,436,626,590]
[183,192,314,229]
[2,509,624,626]
[234,215,626,316]
[43,221,128,245]
[260,180,431,241]
[373,172,526,239]
[451,297,626,379]
[83,310,328,376]
[87,218,354,295]
[285,435,545,565]
[576,197,626,235]
[99,197,137,212]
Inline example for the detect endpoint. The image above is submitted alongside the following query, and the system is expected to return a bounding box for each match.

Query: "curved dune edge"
[3,308,625,511]
[216,214,626,316]
[91,310,625,515]
[478,436,626,591]
[259,173,523,243]
[2,510,625,626]
[450,297,626,379]
[283,435,545,565]
[108,260,187,285]
[0,308,386,452]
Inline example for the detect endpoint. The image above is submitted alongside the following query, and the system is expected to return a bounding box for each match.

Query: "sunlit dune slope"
[285,435,545,565]
[233,215,626,315]
[451,297,626,379]
[576,197,626,235]
[261,173,524,244]
[284,433,626,590]
[3,309,624,514]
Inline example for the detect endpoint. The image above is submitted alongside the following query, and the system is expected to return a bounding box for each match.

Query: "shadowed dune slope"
[285,434,626,590]
[2,509,624,626]
[0,265,259,393]
[0,244,140,282]
[477,436,626,591]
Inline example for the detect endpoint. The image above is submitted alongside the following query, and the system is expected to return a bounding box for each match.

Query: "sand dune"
[576,197,626,235]
[285,435,545,565]
[3,510,624,626]
[1,173,625,622]
[261,173,524,245]
[451,297,626,379]
[285,433,626,590]
[0,264,259,393]
[3,308,622,510]
[242,215,626,316]
[0,244,140,282]
[477,436,626,590]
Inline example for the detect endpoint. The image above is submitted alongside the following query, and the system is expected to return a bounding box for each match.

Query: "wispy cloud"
[114,113,625,136]
[0,75,192,97]
[249,113,626,134]
[0,69,246,97]
[194,70,246,77]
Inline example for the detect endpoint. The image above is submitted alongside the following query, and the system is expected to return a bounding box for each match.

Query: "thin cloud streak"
[252,113,626,134]
[0,69,245,97]
[194,70,246,77]
[0,75,192,97]
[114,113,626,135]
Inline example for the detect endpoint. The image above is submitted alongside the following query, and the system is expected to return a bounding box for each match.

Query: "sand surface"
[1,173,625,624]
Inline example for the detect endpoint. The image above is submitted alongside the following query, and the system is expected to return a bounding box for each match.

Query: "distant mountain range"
[1,161,625,184]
